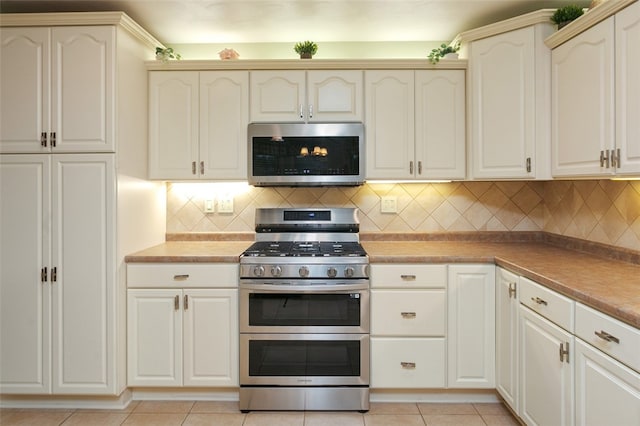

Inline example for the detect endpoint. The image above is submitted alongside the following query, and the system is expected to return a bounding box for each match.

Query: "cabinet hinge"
[526,157,531,173]
[41,267,48,282]
[559,342,570,363]
[40,132,47,147]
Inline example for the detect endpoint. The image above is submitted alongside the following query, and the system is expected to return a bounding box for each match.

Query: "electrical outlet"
[217,196,234,214]
[380,196,397,213]
[204,199,214,213]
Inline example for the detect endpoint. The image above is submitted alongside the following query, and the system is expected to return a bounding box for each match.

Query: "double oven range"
[239,208,370,412]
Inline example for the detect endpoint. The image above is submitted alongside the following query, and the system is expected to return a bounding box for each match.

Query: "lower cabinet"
[126,263,239,388]
[495,267,519,411]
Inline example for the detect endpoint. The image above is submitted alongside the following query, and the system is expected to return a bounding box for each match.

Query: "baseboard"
[0,389,132,409]
[370,388,499,403]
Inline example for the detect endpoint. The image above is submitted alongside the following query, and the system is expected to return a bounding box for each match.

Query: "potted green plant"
[427,42,460,64]
[294,41,318,59]
[155,47,181,61]
[550,5,584,29]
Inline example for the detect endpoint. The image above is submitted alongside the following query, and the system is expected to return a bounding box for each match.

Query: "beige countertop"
[126,239,640,329]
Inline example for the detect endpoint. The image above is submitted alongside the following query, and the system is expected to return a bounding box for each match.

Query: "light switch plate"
[218,196,234,214]
[204,199,214,213]
[381,196,397,213]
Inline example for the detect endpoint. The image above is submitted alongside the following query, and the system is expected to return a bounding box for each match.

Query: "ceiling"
[1,0,591,44]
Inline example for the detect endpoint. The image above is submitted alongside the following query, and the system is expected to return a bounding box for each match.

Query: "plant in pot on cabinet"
[550,4,584,29]
[155,47,182,61]
[294,41,318,59]
[428,42,460,64]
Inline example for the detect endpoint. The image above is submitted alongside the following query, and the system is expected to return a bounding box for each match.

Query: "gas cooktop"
[242,241,367,258]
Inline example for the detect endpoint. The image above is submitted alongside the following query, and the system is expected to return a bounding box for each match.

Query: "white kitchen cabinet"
[447,264,495,388]
[366,70,465,180]
[0,26,114,153]
[127,263,239,388]
[250,70,363,122]
[615,1,640,175]
[468,24,553,179]
[0,154,116,394]
[370,264,446,388]
[519,305,574,426]
[148,70,249,180]
[127,288,238,387]
[575,339,640,426]
[495,267,519,413]
[552,17,615,177]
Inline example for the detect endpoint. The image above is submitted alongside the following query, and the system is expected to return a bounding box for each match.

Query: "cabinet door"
[470,27,535,179]
[415,70,466,179]
[615,1,640,175]
[200,71,249,180]
[0,155,51,393]
[552,17,615,177]
[495,267,519,412]
[149,71,199,179]
[250,71,305,122]
[51,154,115,394]
[307,70,363,122]
[365,70,415,179]
[51,27,115,153]
[183,289,238,386]
[520,306,574,426]
[127,289,182,387]
[0,28,50,153]
[447,264,495,388]
[575,339,640,426]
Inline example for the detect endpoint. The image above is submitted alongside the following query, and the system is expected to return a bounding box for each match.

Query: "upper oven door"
[248,123,365,187]
[240,281,369,334]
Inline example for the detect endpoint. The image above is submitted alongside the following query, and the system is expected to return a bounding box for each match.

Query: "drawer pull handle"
[174,295,180,311]
[531,297,548,306]
[173,274,189,281]
[400,362,416,369]
[508,282,517,298]
[400,274,416,281]
[401,312,416,319]
[595,330,620,344]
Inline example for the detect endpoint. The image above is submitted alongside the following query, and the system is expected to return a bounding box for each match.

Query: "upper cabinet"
[467,23,553,179]
[365,70,466,180]
[148,70,249,180]
[250,70,363,122]
[0,26,114,153]
[551,1,640,177]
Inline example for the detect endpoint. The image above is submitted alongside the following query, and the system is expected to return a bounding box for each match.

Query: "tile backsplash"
[167,180,640,251]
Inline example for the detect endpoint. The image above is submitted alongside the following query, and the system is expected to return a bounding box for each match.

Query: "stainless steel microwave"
[248,123,365,187]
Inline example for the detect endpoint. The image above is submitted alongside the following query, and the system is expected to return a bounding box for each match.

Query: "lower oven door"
[239,281,369,334]
[240,333,369,386]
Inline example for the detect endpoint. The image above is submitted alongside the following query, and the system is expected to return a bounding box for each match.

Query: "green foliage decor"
[427,42,460,65]
[551,5,584,28]
[294,41,318,58]
[155,47,181,60]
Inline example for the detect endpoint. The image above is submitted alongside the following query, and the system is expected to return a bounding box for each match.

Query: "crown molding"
[456,9,556,45]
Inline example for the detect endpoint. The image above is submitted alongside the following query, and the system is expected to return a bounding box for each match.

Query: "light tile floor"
[0,400,521,425]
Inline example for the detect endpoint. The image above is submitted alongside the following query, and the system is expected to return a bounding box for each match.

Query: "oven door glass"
[240,334,369,386]
[248,292,361,327]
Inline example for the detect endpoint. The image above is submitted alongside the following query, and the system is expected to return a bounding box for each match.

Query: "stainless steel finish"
[240,333,369,386]
[508,282,517,298]
[248,122,365,187]
[595,330,620,344]
[254,207,360,233]
[173,274,189,281]
[600,150,610,168]
[531,296,548,306]
[240,261,368,279]
[239,282,369,334]
[401,312,417,319]
[401,361,416,369]
[611,148,621,168]
[239,387,369,412]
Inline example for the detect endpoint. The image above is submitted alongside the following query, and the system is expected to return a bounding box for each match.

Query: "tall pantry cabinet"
[0,13,165,396]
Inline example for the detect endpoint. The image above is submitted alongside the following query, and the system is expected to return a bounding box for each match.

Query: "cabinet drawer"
[576,303,640,373]
[127,263,238,288]
[370,264,446,288]
[519,277,574,332]
[371,290,445,336]
[371,337,445,388]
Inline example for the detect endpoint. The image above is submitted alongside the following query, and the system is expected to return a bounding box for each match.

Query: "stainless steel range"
[239,208,370,412]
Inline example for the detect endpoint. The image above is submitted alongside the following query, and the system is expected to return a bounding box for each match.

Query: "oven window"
[248,340,361,376]
[248,293,361,327]
[252,136,360,176]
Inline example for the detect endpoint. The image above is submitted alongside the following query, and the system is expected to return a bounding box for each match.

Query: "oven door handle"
[240,283,369,293]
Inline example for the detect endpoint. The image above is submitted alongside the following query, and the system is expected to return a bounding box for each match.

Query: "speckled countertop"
[126,237,640,329]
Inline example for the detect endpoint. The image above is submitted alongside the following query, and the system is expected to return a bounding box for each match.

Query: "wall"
[166,179,640,251]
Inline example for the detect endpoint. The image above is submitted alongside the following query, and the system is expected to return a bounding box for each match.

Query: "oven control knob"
[327,267,337,278]
[253,265,265,277]
[270,265,282,277]
[299,266,309,278]
[344,266,355,278]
